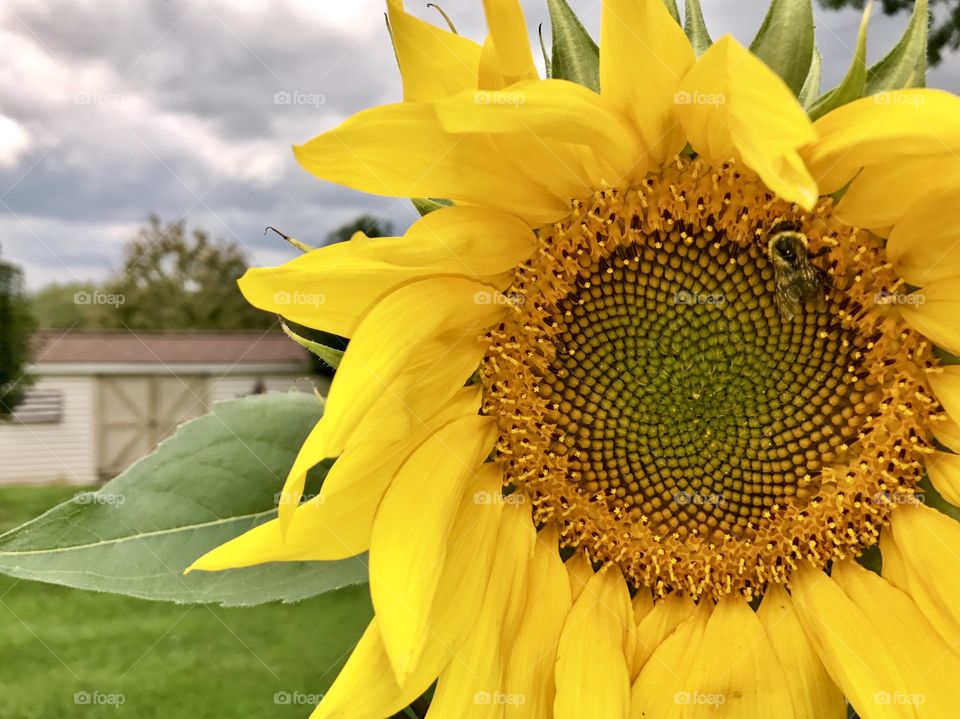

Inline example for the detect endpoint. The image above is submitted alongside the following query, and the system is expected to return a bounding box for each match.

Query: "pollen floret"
[482,158,939,600]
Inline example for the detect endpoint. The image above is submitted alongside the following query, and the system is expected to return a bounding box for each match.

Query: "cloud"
[0,0,957,290]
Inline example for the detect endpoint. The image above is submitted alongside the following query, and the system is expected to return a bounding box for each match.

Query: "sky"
[1,0,957,290]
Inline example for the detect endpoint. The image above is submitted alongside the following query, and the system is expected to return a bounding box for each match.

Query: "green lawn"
[0,486,372,719]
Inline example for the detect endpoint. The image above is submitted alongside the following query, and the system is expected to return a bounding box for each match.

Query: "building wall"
[208,373,320,404]
[0,376,97,486]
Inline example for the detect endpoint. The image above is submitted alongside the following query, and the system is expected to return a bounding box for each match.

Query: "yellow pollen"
[481,158,940,601]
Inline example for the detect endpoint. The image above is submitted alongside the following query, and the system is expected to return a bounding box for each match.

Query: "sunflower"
[189,0,960,716]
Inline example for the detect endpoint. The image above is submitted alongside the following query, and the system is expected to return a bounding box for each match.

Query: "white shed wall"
[0,375,97,486]
[208,374,317,404]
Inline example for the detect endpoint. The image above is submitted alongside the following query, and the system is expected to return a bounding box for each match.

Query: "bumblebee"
[767,221,826,321]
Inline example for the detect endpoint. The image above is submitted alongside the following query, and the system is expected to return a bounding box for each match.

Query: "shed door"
[96,375,209,479]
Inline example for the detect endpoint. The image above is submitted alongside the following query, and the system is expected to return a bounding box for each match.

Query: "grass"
[0,486,372,718]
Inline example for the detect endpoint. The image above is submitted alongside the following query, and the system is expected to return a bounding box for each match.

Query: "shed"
[0,330,316,486]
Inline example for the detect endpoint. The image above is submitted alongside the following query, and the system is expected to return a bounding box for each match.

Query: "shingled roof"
[31,330,310,365]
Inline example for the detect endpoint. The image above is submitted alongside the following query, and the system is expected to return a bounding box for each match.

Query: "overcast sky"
[1,0,957,290]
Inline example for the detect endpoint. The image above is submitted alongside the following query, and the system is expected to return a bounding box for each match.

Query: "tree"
[101,216,273,330]
[818,0,959,65]
[0,248,35,414]
[31,281,109,329]
[324,214,394,244]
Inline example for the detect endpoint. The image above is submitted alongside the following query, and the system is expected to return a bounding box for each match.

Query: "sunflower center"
[482,158,938,600]
[542,233,864,542]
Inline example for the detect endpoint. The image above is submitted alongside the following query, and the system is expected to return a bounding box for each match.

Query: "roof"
[31,330,311,366]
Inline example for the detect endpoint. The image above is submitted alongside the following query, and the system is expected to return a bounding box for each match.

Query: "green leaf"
[0,394,367,606]
[798,46,822,109]
[281,320,343,369]
[807,4,870,121]
[866,0,928,93]
[683,0,712,56]
[663,0,681,25]
[749,0,815,96]
[410,197,452,216]
[547,0,599,92]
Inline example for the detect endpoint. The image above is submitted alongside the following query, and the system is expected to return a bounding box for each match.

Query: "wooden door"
[96,375,209,479]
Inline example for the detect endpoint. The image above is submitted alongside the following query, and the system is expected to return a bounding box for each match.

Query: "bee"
[767,221,827,321]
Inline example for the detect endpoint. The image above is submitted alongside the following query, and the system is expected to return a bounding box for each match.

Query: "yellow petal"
[428,499,536,717]
[883,178,960,286]
[600,0,694,167]
[789,564,911,719]
[554,565,632,719]
[683,596,795,718]
[312,466,505,719]
[925,451,960,506]
[479,0,537,89]
[434,79,640,184]
[932,416,960,453]
[675,35,817,209]
[387,0,482,102]
[630,602,711,719]
[898,279,960,355]
[833,157,959,232]
[756,584,846,719]
[504,525,572,719]
[187,388,482,571]
[370,415,498,682]
[926,365,960,425]
[632,591,696,677]
[294,103,568,223]
[833,559,960,717]
[890,504,960,643]
[240,205,533,338]
[565,550,594,602]
[804,89,960,194]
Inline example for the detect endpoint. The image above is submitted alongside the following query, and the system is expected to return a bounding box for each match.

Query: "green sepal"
[539,24,552,78]
[683,0,712,56]
[749,0,815,96]
[807,5,870,121]
[411,197,452,216]
[264,226,314,254]
[281,320,344,369]
[426,3,457,34]
[854,543,882,576]
[866,0,928,93]
[547,0,600,92]
[798,46,822,109]
[662,0,681,25]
